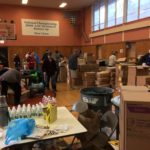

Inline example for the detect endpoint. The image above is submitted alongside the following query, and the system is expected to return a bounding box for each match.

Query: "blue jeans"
[46,74,56,91]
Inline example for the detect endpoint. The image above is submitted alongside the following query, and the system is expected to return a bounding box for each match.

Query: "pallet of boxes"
[77,57,86,86]
[95,71,110,87]
[84,52,96,64]
[83,72,96,87]
[78,52,99,87]
[79,64,99,87]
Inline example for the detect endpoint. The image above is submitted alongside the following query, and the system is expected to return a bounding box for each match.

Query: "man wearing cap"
[0,63,21,106]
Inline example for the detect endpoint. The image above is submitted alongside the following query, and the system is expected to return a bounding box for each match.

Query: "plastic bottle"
[11,106,16,119]
[27,107,31,118]
[31,105,36,116]
[0,95,10,127]
[22,107,27,118]
[16,106,21,118]
[35,104,41,116]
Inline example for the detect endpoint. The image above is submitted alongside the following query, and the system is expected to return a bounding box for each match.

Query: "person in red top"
[26,52,35,70]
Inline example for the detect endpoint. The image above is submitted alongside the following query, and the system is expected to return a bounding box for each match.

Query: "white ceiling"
[0,0,96,10]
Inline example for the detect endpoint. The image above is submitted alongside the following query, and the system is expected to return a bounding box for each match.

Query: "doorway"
[0,47,8,67]
[96,45,102,59]
[125,42,136,63]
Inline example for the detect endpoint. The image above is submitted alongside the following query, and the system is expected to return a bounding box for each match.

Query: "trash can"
[80,87,114,113]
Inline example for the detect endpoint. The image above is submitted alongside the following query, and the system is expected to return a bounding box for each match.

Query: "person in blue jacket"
[142,50,150,66]
[34,51,41,71]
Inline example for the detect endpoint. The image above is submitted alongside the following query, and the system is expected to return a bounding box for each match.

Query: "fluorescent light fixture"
[22,0,28,5]
[59,2,67,8]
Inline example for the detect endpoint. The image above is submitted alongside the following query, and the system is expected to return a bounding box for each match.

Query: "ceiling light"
[22,0,28,5]
[59,2,67,8]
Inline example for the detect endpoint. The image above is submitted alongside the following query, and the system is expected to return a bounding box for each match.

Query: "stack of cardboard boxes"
[77,64,99,86]
[95,71,110,87]
[78,64,99,72]
[59,66,67,82]
[77,58,86,66]
[83,72,96,87]
[107,67,116,88]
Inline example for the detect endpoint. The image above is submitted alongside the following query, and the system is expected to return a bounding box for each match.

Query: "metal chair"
[74,110,118,150]
[100,110,119,147]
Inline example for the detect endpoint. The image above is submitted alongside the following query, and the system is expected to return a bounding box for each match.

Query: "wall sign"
[21,19,59,36]
[0,21,16,40]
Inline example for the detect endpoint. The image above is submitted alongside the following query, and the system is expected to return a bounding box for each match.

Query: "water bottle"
[0,95,10,127]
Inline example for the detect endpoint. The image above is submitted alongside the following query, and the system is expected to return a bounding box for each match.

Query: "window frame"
[92,0,150,32]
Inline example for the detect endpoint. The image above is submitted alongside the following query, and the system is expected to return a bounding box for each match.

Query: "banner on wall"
[21,19,59,36]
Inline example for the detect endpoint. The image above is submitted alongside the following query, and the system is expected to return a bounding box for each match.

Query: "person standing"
[13,53,21,70]
[42,53,57,92]
[142,50,150,66]
[68,49,81,89]
[42,49,50,61]
[26,52,36,70]
[108,51,117,67]
[34,51,41,71]
[0,63,21,106]
[52,50,62,82]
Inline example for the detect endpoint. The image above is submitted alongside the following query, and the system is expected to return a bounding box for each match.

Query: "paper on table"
[53,124,69,133]
[27,127,49,138]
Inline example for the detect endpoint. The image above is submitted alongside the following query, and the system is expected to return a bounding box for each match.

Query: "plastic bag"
[30,82,44,89]
[5,118,35,145]
[111,95,120,107]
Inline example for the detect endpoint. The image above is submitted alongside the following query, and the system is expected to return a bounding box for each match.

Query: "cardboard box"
[96,77,110,82]
[116,57,127,63]
[137,75,150,86]
[78,64,99,72]
[84,72,96,79]
[96,71,110,78]
[136,66,149,76]
[121,85,148,92]
[128,66,149,86]
[59,66,67,82]
[83,81,95,87]
[127,66,136,85]
[95,81,110,86]
[78,58,86,65]
[120,86,150,150]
